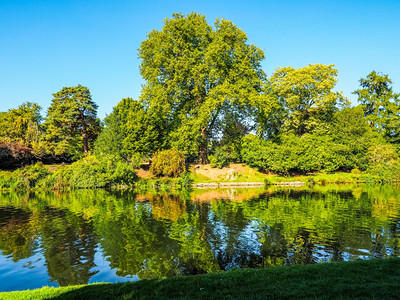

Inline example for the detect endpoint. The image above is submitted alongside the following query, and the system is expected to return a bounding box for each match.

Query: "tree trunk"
[82,128,88,154]
[81,111,89,154]
[198,128,209,164]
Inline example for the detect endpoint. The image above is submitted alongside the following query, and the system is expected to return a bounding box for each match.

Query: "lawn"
[2,258,399,299]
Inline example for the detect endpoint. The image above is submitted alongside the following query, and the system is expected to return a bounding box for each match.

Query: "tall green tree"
[45,85,100,159]
[95,98,134,160]
[94,97,165,160]
[268,64,348,136]
[139,12,265,163]
[353,71,400,143]
[0,102,42,146]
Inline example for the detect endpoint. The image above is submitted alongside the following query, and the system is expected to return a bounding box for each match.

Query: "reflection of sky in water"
[89,245,138,284]
[0,252,56,292]
[241,220,263,256]
[0,242,138,292]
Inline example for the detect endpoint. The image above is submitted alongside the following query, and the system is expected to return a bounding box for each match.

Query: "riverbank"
[1,258,399,299]
[188,163,389,187]
[0,161,395,192]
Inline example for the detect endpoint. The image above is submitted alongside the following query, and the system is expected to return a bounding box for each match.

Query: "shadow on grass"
[49,280,167,300]
[28,259,400,300]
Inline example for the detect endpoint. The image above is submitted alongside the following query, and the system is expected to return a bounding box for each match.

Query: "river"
[1,185,399,291]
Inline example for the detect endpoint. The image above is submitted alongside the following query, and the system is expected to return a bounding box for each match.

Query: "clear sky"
[1,0,399,118]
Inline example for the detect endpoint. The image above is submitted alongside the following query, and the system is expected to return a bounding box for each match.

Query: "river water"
[1,185,399,291]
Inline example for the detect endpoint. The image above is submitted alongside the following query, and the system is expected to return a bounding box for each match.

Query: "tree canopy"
[138,12,266,163]
[0,102,42,146]
[353,71,400,143]
[267,64,349,136]
[44,85,100,159]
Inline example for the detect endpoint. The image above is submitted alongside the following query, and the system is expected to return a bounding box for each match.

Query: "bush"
[0,163,52,190]
[0,140,35,169]
[175,171,193,189]
[67,156,110,188]
[240,134,270,171]
[0,156,139,191]
[20,162,52,189]
[110,161,139,186]
[150,149,185,177]
[367,144,400,182]
[61,156,138,189]
[50,165,72,190]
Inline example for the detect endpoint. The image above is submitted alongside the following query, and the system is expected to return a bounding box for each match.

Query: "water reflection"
[1,185,400,291]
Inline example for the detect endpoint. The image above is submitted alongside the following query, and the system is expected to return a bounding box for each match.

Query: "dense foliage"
[0,140,35,169]
[353,71,400,143]
[241,106,384,175]
[0,158,138,190]
[150,149,186,177]
[44,85,101,159]
[138,12,265,163]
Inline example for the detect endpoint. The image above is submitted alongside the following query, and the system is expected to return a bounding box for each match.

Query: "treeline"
[0,85,100,168]
[1,12,400,184]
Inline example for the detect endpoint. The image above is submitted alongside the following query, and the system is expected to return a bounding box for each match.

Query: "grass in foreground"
[2,259,400,299]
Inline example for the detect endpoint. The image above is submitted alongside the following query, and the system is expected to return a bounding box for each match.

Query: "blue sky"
[1,0,399,118]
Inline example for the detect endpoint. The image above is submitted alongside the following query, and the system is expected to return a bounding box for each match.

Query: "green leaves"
[241,107,383,175]
[150,149,186,177]
[44,85,100,159]
[139,12,266,163]
[353,71,400,143]
[0,102,42,146]
[268,64,349,136]
[95,97,167,161]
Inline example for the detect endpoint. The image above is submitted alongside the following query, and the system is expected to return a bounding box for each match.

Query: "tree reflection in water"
[0,185,400,288]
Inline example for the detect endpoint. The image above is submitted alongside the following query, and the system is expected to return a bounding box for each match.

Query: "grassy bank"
[190,164,387,186]
[0,160,394,192]
[2,259,399,299]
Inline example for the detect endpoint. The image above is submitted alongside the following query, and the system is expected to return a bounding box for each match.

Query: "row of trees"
[94,13,400,176]
[1,12,399,175]
[0,85,100,168]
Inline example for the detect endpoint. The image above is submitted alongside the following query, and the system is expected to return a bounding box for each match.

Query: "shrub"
[50,165,72,190]
[110,161,139,186]
[175,171,193,189]
[367,144,400,182]
[240,134,270,171]
[67,156,110,188]
[150,149,185,177]
[0,140,34,169]
[65,156,139,189]
[0,163,52,190]
[20,162,52,189]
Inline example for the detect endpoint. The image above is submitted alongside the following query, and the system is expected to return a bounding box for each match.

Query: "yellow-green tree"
[0,102,42,146]
[268,64,348,135]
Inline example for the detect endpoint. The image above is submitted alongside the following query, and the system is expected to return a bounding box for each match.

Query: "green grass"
[190,172,215,184]
[2,259,400,299]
